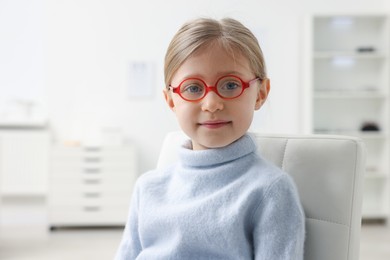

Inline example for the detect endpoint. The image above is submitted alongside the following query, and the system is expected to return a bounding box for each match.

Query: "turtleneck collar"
[178,134,257,168]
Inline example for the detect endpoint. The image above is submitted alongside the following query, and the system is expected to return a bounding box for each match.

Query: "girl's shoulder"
[248,154,287,183]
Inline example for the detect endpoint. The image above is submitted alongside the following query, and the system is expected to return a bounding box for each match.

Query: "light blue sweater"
[115,134,305,259]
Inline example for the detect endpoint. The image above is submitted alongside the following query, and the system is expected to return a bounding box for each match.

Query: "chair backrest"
[157,131,365,260]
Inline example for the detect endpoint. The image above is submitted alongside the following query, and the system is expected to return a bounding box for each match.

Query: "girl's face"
[164,43,270,150]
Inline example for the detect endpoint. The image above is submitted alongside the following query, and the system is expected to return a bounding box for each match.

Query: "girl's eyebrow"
[217,71,246,77]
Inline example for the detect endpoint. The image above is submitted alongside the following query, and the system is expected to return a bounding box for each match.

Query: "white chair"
[157,131,365,260]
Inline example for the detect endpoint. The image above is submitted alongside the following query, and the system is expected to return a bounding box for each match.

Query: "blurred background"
[1,0,390,259]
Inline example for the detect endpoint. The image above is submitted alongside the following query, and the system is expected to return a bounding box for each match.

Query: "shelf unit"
[0,129,50,196]
[303,14,390,221]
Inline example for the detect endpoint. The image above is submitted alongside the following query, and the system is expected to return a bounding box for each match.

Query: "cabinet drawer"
[50,161,137,175]
[49,205,129,226]
[50,177,135,192]
[51,146,136,160]
[50,190,132,206]
[50,173,136,184]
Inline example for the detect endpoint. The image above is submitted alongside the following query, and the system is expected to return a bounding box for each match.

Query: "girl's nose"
[201,91,224,113]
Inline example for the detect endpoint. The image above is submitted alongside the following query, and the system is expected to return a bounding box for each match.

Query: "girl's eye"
[220,81,240,91]
[182,84,203,93]
[225,82,239,90]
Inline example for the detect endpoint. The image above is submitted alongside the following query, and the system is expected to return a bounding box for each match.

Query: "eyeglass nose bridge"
[203,85,223,98]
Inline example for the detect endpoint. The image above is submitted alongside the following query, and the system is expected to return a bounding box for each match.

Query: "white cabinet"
[303,14,390,220]
[49,145,138,228]
[0,130,50,196]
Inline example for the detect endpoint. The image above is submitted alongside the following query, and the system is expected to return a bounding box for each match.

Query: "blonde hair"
[164,17,267,88]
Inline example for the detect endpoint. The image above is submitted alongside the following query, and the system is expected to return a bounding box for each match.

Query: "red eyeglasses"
[169,75,260,102]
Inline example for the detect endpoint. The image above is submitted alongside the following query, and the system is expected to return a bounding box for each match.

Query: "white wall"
[1,0,389,174]
[0,0,46,121]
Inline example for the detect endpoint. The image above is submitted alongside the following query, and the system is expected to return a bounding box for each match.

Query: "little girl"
[115,17,305,259]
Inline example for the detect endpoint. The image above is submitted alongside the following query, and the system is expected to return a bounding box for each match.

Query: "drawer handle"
[83,179,101,184]
[84,192,101,198]
[83,206,100,212]
[84,158,101,163]
[83,168,101,174]
[84,147,101,152]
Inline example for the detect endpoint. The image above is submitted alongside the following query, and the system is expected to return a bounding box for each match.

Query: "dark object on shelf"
[361,122,380,131]
[356,46,375,53]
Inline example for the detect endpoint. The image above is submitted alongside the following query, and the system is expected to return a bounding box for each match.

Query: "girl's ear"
[255,78,270,110]
[163,88,175,111]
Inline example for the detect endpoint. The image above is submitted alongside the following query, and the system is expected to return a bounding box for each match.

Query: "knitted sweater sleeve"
[114,181,142,260]
[252,174,305,260]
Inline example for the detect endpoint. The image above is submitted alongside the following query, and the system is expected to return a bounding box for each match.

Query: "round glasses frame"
[168,75,261,102]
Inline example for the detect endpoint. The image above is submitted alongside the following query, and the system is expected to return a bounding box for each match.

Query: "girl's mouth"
[199,120,232,129]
